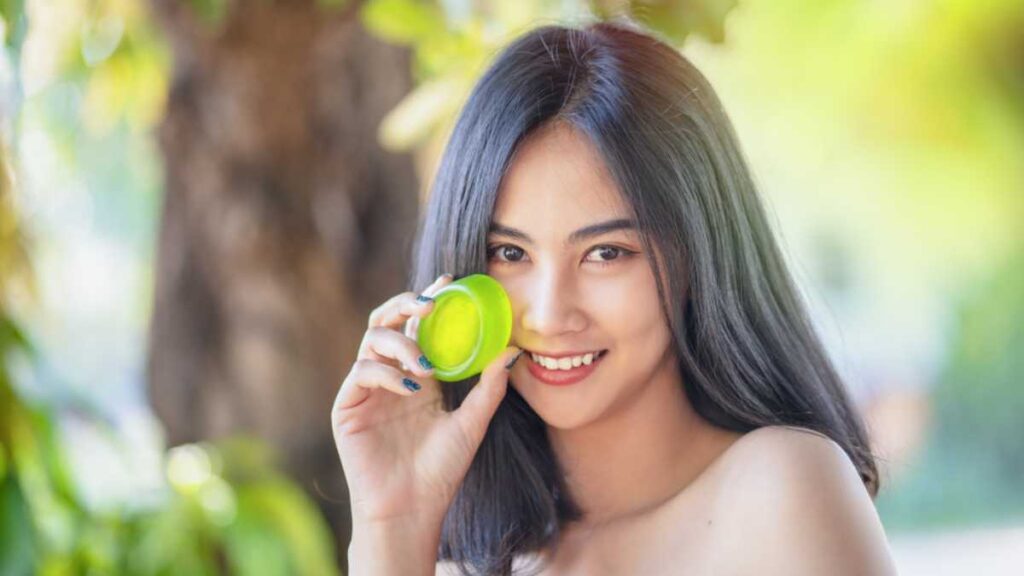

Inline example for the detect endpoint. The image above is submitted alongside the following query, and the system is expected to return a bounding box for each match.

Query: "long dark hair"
[408,18,879,576]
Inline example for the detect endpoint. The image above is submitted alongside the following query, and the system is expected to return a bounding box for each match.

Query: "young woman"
[332,19,897,576]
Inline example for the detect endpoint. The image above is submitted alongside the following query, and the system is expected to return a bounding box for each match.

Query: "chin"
[520,393,599,431]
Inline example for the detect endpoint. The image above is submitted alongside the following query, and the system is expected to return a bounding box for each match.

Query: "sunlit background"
[2,0,1022,574]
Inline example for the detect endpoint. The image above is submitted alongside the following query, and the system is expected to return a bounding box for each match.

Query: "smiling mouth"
[522,349,609,386]
[524,349,609,369]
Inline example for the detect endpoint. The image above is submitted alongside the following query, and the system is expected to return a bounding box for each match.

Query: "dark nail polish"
[504,350,525,370]
[417,355,433,370]
[416,294,434,304]
[402,378,421,392]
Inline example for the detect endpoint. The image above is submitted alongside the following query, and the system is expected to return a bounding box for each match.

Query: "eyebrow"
[487,218,638,246]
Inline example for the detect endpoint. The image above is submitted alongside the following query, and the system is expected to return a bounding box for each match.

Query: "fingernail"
[417,354,433,370]
[415,294,434,305]
[504,349,525,370]
[442,273,454,280]
[402,377,421,392]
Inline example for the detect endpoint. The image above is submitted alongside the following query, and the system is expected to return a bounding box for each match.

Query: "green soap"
[417,273,512,382]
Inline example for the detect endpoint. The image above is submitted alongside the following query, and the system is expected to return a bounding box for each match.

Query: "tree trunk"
[146,1,418,567]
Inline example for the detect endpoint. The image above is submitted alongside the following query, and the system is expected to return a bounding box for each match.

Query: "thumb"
[452,346,523,449]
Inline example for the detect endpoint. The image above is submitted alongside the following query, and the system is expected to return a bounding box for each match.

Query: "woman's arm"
[348,517,443,576]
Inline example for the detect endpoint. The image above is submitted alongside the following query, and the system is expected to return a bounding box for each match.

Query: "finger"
[367,273,452,331]
[367,291,435,331]
[334,359,424,412]
[357,326,435,378]
[404,273,456,339]
[452,346,521,449]
[422,272,455,297]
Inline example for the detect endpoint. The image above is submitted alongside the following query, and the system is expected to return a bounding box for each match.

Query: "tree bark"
[146,1,418,568]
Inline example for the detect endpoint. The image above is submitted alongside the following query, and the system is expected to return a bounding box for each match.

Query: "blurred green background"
[1,0,1022,574]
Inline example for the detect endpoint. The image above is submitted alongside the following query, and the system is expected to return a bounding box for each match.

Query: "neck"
[546,348,733,527]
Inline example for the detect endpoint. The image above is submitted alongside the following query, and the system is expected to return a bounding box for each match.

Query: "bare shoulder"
[719,424,849,475]
[709,425,897,576]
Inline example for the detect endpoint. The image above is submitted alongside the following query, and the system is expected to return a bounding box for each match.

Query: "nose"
[518,265,588,338]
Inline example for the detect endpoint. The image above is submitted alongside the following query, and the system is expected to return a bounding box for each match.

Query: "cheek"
[582,266,665,335]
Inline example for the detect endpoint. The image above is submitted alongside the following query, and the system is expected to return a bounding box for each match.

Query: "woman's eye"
[487,244,526,263]
[585,246,626,264]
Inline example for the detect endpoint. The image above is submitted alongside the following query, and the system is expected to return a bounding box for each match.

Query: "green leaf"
[0,0,27,52]
[0,475,36,576]
[0,314,35,358]
[595,0,739,46]
[360,0,447,45]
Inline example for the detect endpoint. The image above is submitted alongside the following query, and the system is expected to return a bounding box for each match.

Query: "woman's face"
[488,122,678,430]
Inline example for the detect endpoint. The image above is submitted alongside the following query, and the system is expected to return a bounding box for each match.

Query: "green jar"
[416,273,512,382]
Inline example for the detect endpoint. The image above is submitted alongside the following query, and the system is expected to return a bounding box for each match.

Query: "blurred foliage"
[1,4,340,575]
[877,243,1024,530]
[1,105,338,576]
[0,384,341,575]
[0,0,28,54]
[1,125,37,575]
[0,138,33,310]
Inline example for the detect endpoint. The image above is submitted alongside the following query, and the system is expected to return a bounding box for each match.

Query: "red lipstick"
[524,350,607,386]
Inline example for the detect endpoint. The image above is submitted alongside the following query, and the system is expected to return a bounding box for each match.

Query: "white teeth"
[531,351,602,371]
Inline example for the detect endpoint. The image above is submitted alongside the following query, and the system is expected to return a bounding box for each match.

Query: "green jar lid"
[417,273,512,382]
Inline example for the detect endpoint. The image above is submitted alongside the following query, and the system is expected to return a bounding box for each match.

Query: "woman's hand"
[331,273,523,531]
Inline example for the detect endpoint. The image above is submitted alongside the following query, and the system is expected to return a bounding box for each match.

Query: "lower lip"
[525,351,607,386]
